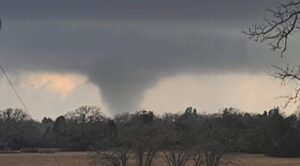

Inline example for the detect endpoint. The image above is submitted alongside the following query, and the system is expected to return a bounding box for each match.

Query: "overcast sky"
[0,0,299,120]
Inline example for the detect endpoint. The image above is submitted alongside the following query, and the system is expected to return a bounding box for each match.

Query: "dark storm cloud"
[0,0,282,112]
[0,0,274,22]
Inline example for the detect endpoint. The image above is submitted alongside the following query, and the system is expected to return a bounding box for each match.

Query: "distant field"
[1,152,300,166]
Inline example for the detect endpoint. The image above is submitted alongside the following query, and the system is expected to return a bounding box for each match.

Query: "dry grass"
[0,152,90,166]
[231,154,300,166]
[1,152,300,166]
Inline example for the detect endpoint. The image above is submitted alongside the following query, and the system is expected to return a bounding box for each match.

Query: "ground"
[0,152,300,166]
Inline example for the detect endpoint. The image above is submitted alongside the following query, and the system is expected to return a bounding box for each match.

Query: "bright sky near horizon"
[1,71,298,120]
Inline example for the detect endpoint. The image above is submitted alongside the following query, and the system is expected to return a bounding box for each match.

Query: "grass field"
[1,152,300,166]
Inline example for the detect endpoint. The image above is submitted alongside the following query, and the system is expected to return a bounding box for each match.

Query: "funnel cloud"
[0,0,298,114]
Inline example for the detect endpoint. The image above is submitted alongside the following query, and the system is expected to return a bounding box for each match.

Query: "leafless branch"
[269,64,300,108]
[243,0,300,56]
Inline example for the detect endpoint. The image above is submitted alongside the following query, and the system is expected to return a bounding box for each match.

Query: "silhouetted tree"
[92,113,131,166]
[0,108,41,150]
[127,110,162,166]
[62,106,106,150]
[2,105,300,165]
[260,108,300,157]
[53,116,68,150]
[162,109,198,166]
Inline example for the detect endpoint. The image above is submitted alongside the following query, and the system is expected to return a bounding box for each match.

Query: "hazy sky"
[0,0,299,120]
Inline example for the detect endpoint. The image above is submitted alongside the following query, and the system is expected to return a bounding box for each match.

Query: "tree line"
[0,106,300,166]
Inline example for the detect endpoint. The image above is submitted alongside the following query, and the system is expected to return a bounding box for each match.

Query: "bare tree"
[163,150,193,166]
[92,111,162,166]
[0,108,30,122]
[90,151,120,166]
[65,106,105,123]
[0,108,39,150]
[161,110,199,166]
[244,0,300,56]
[92,113,131,166]
[128,111,161,166]
[244,0,300,107]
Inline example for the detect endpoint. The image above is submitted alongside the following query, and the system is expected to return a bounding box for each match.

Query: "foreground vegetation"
[1,106,300,165]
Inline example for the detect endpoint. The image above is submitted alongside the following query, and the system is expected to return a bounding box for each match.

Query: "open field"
[1,152,300,166]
